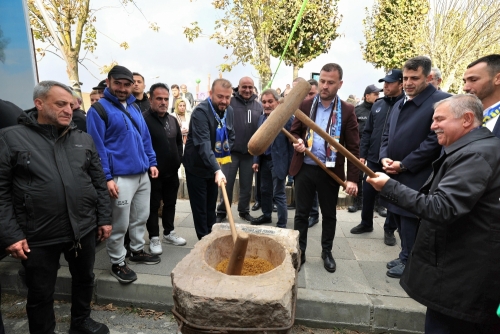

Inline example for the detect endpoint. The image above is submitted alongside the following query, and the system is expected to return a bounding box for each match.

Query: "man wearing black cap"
[350,70,403,244]
[87,65,160,284]
[92,80,107,99]
[379,57,451,278]
[347,84,381,213]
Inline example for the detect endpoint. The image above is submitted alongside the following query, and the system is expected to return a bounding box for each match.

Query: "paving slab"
[347,237,401,262]
[0,200,425,333]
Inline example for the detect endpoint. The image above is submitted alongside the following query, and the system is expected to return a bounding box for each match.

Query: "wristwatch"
[399,162,408,172]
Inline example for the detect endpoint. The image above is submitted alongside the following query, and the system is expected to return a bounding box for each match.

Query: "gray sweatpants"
[106,172,151,264]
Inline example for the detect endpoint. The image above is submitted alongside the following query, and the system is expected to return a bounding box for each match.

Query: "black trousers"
[425,308,500,334]
[294,164,340,253]
[22,230,96,334]
[146,174,180,238]
[217,152,254,214]
[392,213,419,264]
[186,171,218,240]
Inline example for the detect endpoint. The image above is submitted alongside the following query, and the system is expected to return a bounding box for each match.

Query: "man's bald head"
[238,76,255,100]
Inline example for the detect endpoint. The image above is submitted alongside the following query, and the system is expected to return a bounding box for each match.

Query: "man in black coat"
[368,94,500,333]
[182,79,235,240]
[350,70,403,246]
[347,84,381,213]
[143,83,186,256]
[0,98,22,334]
[463,54,500,138]
[0,81,112,334]
[380,56,450,278]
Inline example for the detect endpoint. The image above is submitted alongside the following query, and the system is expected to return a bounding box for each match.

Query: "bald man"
[216,76,263,223]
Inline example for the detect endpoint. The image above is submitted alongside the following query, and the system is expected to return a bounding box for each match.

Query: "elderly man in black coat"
[368,94,500,334]
[379,56,450,278]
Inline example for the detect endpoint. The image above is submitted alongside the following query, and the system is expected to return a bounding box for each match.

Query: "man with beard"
[183,79,235,240]
[87,65,160,284]
[380,57,450,278]
[289,63,360,273]
[216,76,262,223]
[143,83,186,255]
[0,81,111,334]
[463,54,500,138]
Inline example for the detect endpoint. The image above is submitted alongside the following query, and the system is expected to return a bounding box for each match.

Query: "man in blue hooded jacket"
[87,65,160,284]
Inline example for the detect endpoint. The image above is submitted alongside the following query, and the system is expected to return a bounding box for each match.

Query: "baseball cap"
[364,84,382,96]
[92,80,107,90]
[379,69,403,83]
[107,65,134,83]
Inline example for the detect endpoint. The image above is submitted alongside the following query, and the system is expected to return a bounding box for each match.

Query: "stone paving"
[0,199,425,333]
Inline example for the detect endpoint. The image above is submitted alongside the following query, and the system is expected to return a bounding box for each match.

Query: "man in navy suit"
[463,54,500,138]
[252,89,294,227]
[380,56,451,278]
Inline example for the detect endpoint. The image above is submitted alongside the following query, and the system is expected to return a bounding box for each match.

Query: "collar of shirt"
[483,100,500,115]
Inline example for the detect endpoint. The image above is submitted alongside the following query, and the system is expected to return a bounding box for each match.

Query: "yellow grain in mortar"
[216,256,275,275]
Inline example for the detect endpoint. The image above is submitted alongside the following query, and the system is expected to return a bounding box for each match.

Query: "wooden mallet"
[219,181,249,275]
[248,81,311,156]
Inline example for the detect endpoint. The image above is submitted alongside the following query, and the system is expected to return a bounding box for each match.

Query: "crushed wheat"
[216,256,275,275]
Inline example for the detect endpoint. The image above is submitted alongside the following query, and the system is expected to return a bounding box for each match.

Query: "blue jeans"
[22,230,96,334]
[260,158,287,227]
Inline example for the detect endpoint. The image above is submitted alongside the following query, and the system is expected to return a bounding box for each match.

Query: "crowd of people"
[0,53,500,334]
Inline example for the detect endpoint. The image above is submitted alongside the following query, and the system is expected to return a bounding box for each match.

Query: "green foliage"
[184,0,276,87]
[361,0,429,71]
[269,0,342,78]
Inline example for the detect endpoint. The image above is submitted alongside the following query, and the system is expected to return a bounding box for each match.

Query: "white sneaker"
[149,237,163,255]
[163,231,187,246]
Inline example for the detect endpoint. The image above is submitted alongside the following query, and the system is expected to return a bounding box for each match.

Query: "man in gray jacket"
[216,76,263,223]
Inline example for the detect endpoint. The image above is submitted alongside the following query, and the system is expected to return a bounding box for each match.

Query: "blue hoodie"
[86,88,157,180]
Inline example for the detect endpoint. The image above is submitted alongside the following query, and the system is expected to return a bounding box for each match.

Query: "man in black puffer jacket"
[0,81,112,334]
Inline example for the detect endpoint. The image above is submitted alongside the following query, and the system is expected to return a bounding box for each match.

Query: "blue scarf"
[305,95,342,167]
[208,98,231,165]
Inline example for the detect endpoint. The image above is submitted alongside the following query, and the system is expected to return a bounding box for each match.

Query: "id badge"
[325,161,335,168]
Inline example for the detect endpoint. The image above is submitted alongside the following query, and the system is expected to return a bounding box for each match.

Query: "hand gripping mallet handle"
[281,128,347,189]
[220,181,249,275]
[294,110,377,179]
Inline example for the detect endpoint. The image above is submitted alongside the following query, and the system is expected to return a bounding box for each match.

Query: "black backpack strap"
[91,101,108,127]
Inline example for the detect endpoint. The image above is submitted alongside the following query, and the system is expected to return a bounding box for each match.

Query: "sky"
[34,0,386,101]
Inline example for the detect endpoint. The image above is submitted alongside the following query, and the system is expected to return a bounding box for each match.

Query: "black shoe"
[321,251,336,273]
[386,262,405,278]
[110,262,137,284]
[287,202,296,210]
[308,216,319,228]
[251,215,272,225]
[272,204,278,212]
[350,223,374,234]
[299,252,306,272]
[251,202,261,211]
[347,205,358,213]
[69,317,110,334]
[129,249,161,265]
[239,212,255,222]
[216,213,226,223]
[386,258,402,269]
[384,231,397,246]
[378,207,387,217]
